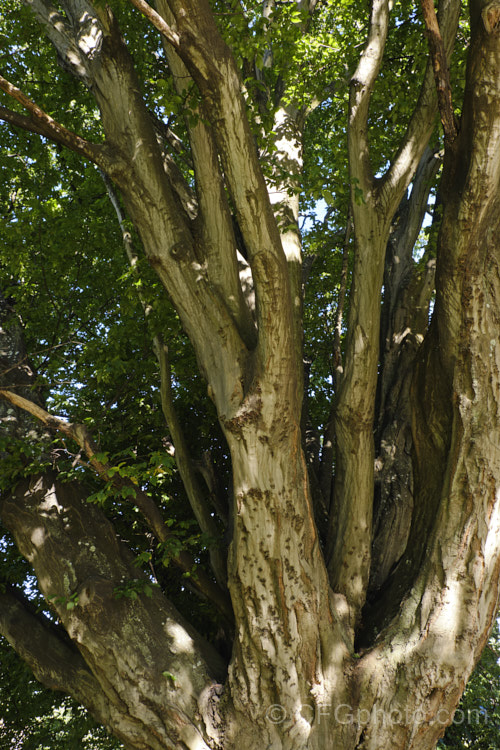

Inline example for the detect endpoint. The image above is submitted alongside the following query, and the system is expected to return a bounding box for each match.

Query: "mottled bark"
[1,1,500,749]
[0,587,130,743]
[327,0,460,636]
[1,474,225,750]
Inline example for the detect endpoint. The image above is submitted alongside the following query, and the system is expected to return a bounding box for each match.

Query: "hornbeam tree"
[1,0,500,748]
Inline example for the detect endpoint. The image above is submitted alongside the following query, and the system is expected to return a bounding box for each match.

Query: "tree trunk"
[2,1,500,749]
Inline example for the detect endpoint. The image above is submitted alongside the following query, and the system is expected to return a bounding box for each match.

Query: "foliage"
[0,637,122,749]
[440,620,500,749]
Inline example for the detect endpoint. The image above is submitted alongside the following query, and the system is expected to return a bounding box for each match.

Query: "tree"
[0,634,122,749]
[1,0,500,747]
[439,618,500,749]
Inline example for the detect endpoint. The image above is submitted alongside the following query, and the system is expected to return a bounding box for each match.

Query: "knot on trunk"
[198,682,224,744]
[169,241,191,261]
[482,2,500,33]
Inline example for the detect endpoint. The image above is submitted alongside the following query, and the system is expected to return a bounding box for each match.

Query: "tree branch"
[0,587,109,715]
[0,388,233,622]
[366,149,440,602]
[0,76,108,168]
[380,0,460,211]
[153,5,257,347]
[102,172,228,587]
[332,211,352,390]
[21,0,93,82]
[2,475,226,749]
[379,144,442,412]
[420,0,458,145]
[362,17,500,720]
[131,0,298,389]
[16,0,250,436]
[127,0,181,48]
[325,1,394,639]
[265,103,305,373]
[318,212,352,507]
[348,0,390,195]
[327,0,459,639]
[156,341,228,586]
